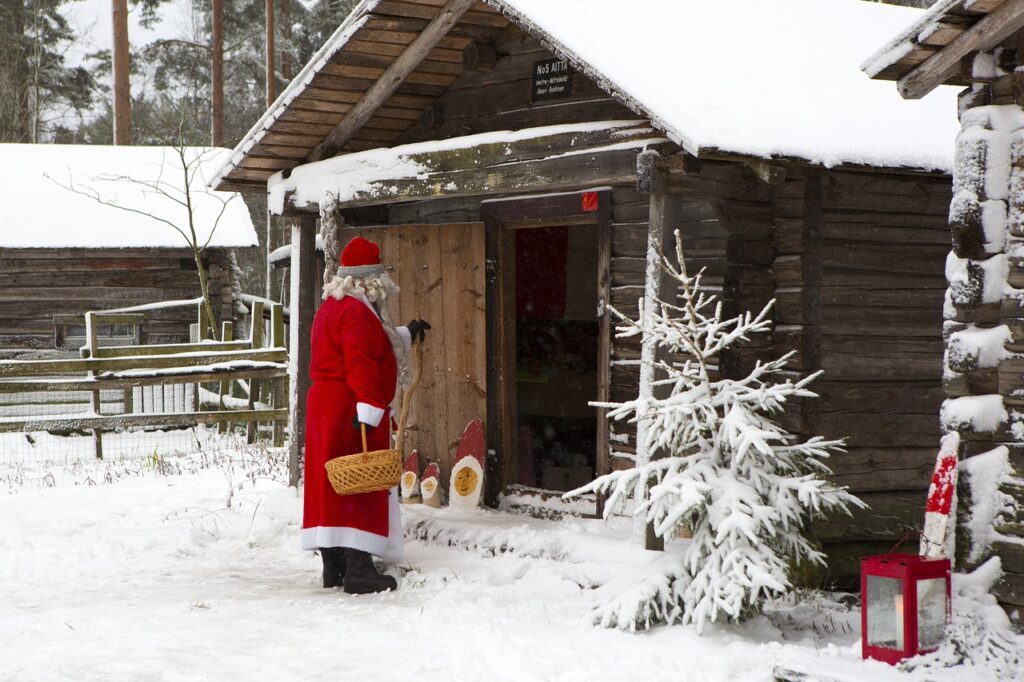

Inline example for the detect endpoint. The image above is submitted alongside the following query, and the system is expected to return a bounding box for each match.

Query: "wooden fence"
[0,301,289,459]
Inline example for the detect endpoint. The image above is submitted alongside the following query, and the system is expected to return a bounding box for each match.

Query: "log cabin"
[0,144,259,357]
[212,0,962,587]
[864,0,1024,609]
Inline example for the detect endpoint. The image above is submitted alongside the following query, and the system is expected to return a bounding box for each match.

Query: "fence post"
[218,321,233,434]
[84,312,103,460]
[247,301,264,444]
[270,303,286,448]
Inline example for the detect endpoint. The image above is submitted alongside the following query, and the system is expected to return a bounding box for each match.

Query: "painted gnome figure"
[302,236,429,593]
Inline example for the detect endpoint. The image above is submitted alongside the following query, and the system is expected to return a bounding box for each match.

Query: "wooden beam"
[287,215,318,486]
[0,367,286,393]
[0,409,288,434]
[307,0,476,161]
[0,348,287,378]
[898,0,1024,99]
[281,144,656,215]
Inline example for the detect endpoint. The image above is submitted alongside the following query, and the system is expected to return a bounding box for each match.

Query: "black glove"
[352,416,375,431]
[406,318,431,344]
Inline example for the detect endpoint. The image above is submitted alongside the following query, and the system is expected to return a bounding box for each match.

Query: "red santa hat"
[338,236,385,279]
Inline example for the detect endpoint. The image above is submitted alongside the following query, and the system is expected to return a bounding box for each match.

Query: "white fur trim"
[302,490,404,563]
[337,263,385,278]
[356,402,385,427]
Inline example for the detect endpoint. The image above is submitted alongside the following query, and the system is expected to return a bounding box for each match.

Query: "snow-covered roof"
[212,0,961,191]
[1,144,258,249]
[499,0,959,172]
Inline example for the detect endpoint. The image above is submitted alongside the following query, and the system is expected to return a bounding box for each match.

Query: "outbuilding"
[0,144,259,356]
[214,0,960,585]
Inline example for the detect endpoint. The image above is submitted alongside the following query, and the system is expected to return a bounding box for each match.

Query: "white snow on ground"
[0,144,257,248]
[3,443,1023,681]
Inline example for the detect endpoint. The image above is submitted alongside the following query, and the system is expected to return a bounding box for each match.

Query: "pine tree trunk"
[211,0,224,146]
[111,0,132,145]
[265,0,276,107]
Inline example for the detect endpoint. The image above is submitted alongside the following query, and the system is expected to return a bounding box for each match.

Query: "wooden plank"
[0,348,287,378]
[439,223,487,483]
[596,198,612,483]
[287,216,318,486]
[91,340,250,358]
[0,368,285,393]
[0,409,288,434]
[373,0,507,27]
[85,312,103,460]
[811,491,925,542]
[399,224,451,477]
[281,144,654,214]
[898,0,1024,99]
[309,0,477,161]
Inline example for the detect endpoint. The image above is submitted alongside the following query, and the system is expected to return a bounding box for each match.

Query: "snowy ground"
[2,444,1021,682]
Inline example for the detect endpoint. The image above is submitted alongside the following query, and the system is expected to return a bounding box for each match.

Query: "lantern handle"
[886,529,921,554]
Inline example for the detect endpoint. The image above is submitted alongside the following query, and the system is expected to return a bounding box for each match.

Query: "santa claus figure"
[302,236,429,593]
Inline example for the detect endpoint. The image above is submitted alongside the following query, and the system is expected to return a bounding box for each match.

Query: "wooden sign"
[532,58,572,102]
[449,419,485,510]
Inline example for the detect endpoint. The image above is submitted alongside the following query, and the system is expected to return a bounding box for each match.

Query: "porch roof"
[212,0,959,195]
[863,0,1024,99]
[267,120,666,215]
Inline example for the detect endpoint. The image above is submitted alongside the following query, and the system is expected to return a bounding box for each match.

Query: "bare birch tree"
[47,143,236,339]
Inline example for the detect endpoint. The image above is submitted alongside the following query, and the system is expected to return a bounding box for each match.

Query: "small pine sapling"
[566,231,861,632]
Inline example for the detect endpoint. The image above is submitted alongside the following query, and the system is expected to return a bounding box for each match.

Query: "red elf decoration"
[302,236,430,593]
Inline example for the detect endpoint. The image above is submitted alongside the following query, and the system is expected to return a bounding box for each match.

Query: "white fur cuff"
[356,402,386,428]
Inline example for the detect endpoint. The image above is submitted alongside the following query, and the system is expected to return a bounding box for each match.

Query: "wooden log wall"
[772,167,951,588]
[397,30,637,144]
[943,68,1024,609]
[0,248,236,354]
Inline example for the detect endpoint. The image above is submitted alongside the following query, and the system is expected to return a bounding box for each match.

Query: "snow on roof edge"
[1,144,259,249]
[207,0,382,191]
[861,0,959,77]
[484,0,703,159]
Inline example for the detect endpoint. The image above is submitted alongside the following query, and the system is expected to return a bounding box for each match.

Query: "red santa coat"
[301,291,406,561]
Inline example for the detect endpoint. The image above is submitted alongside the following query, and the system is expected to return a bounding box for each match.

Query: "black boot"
[342,548,397,594]
[321,547,345,588]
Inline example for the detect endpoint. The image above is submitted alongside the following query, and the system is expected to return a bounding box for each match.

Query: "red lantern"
[861,553,951,664]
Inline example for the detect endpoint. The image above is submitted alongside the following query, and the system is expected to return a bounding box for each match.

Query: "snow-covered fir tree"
[567,231,862,633]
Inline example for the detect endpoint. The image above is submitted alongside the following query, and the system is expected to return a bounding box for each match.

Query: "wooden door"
[347,223,486,484]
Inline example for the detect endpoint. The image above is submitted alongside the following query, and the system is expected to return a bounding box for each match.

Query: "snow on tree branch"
[566,230,862,633]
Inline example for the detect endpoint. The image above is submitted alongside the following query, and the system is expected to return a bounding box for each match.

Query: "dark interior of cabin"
[513,224,599,491]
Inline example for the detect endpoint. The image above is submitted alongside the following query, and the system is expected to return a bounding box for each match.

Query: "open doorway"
[514,224,599,491]
[484,190,611,496]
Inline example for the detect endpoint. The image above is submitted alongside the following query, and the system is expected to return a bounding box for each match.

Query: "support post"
[287,216,317,486]
[84,312,103,460]
[247,301,264,443]
[635,151,680,550]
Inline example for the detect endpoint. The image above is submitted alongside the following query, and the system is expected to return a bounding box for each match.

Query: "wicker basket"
[325,424,402,495]
[325,342,424,496]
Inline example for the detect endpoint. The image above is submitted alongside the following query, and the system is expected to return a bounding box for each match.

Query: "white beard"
[323,271,410,388]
